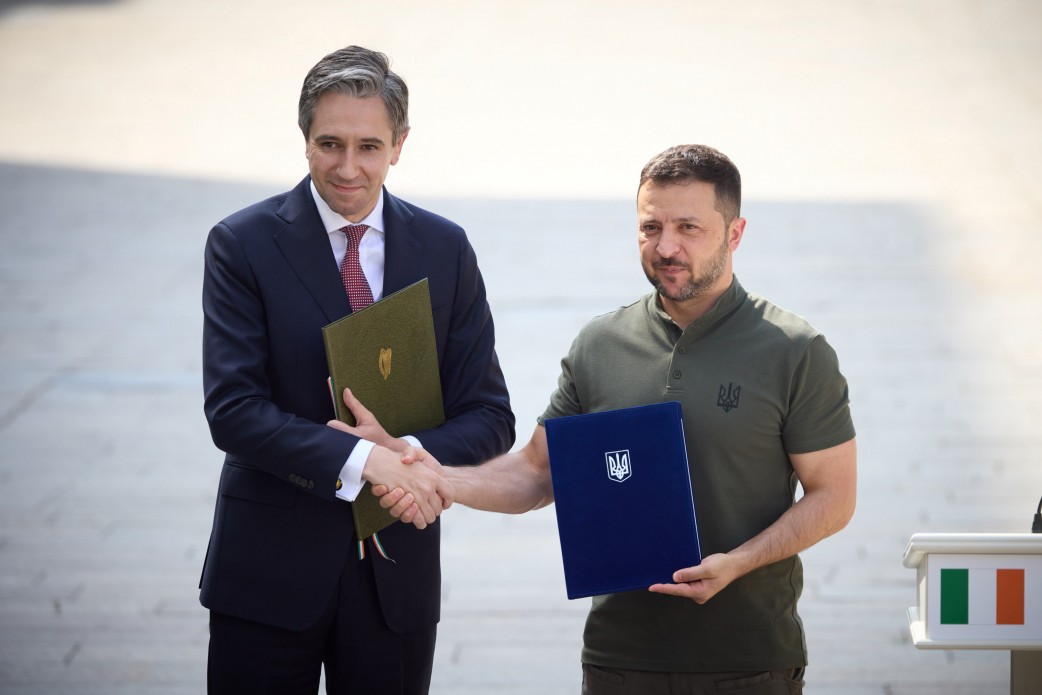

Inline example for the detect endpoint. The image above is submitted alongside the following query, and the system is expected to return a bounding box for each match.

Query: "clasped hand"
[369,447,446,527]
[326,387,452,530]
[360,445,452,530]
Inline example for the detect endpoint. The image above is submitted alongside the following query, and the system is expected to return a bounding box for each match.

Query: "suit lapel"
[382,190,424,295]
[273,178,351,323]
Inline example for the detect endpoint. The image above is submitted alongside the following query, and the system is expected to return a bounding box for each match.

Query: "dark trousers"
[582,664,805,695]
[208,555,437,695]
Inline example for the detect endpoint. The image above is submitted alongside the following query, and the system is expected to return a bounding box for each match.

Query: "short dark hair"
[638,144,742,224]
[298,46,409,142]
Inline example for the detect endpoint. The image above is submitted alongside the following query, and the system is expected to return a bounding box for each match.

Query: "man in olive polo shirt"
[374,144,857,694]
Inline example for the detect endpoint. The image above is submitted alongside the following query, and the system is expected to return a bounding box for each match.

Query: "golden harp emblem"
[378,347,392,380]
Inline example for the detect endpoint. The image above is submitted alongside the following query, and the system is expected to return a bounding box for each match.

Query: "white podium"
[903,533,1042,694]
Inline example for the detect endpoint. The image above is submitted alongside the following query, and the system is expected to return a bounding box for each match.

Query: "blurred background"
[1,1,1040,693]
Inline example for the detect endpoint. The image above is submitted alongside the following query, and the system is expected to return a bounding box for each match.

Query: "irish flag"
[940,568,1025,625]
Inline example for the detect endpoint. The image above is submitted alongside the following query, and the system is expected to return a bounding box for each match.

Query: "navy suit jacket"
[199,177,514,632]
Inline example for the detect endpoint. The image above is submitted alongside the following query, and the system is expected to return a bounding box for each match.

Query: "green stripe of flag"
[941,568,969,624]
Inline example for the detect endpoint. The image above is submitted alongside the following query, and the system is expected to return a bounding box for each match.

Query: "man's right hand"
[371,446,447,526]
[362,445,452,530]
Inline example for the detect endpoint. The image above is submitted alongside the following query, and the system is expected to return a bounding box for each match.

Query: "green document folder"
[322,278,445,539]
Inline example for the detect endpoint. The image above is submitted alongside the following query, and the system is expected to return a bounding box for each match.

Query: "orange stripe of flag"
[996,569,1025,625]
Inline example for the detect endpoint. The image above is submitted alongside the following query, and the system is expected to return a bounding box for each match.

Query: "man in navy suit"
[200,46,514,694]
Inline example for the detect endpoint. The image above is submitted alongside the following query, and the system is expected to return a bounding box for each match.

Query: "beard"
[644,233,730,303]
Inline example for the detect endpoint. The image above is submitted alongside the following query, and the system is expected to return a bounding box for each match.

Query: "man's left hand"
[648,553,739,604]
[328,388,404,451]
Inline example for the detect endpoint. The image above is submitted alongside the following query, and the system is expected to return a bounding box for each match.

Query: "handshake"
[364,444,453,531]
[327,388,454,531]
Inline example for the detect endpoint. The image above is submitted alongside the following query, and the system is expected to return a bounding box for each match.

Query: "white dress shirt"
[309,182,421,502]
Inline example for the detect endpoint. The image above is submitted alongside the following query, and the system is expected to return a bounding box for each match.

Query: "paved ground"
[1,1,1041,694]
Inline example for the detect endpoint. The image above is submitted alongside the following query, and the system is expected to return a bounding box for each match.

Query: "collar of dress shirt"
[311,180,386,302]
[309,180,386,235]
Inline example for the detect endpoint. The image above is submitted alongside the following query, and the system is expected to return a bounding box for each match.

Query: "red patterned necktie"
[339,224,374,311]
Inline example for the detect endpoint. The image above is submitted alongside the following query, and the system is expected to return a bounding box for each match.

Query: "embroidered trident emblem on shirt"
[717,382,741,413]
[379,348,392,380]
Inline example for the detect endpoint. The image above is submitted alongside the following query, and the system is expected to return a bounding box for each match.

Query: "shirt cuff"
[335,439,375,502]
[402,435,422,449]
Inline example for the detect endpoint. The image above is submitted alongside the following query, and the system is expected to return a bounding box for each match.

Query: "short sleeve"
[538,335,584,425]
[782,333,856,454]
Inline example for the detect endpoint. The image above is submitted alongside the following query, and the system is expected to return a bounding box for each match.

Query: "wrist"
[361,445,392,483]
[386,436,409,453]
[440,466,472,505]
[725,544,762,580]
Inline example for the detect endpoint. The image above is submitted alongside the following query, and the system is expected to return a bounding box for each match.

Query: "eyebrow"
[639,216,703,225]
[312,134,387,146]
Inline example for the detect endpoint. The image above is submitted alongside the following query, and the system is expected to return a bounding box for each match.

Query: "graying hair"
[298,46,409,142]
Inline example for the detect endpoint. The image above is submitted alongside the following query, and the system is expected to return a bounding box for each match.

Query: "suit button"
[307,480,315,490]
[289,474,299,484]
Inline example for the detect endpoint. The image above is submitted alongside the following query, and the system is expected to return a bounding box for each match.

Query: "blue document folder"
[544,401,702,599]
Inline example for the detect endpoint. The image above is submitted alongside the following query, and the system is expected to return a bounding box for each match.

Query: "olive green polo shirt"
[539,277,855,671]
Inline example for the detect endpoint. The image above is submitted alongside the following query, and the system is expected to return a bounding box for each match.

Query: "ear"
[728,217,747,251]
[390,128,410,166]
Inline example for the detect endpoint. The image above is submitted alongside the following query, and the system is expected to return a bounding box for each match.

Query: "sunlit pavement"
[1,2,1040,693]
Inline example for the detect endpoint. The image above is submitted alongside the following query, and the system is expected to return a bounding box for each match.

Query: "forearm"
[651,439,856,603]
[727,483,854,577]
[731,438,857,575]
[442,448,552,514]
[205,359,357,489]
[416,402,515,466]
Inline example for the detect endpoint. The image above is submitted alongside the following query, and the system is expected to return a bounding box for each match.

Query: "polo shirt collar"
[649,275,747,337]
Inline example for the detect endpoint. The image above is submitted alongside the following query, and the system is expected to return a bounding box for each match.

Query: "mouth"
[654,261,689,275]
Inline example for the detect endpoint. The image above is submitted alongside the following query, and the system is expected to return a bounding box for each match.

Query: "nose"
[335,150,359,180]
[656,228,682,258]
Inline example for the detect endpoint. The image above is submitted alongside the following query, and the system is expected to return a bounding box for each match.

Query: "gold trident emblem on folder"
[378,348,392,380]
